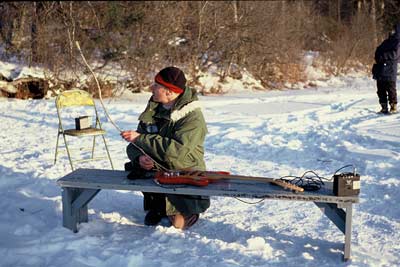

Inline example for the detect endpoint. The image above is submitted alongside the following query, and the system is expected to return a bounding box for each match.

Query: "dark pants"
[124,162,167,214]
[377,80,397,105]
[143,192,166,214]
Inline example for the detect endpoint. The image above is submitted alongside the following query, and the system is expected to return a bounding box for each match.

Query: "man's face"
[150,83,169,104]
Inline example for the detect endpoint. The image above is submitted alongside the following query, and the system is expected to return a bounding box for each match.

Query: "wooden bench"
[57,168,359,261]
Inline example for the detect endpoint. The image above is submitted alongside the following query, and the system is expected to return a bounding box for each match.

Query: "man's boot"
[144,210,165,226]
[390,103,397,114]
[379,103,389,114]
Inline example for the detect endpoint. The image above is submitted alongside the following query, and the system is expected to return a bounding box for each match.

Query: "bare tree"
[371,0,378,47]
[1,1,400,97]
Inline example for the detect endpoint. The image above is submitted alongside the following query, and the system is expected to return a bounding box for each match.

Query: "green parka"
[126,87,210,216]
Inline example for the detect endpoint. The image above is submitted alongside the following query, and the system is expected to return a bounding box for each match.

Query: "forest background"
[0,1,400,97]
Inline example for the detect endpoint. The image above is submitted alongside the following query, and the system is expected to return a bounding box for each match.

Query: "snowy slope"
[0,75,399,267]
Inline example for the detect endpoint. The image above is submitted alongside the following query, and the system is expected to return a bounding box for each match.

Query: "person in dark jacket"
[372,23,400,114]
[120,66,210,229]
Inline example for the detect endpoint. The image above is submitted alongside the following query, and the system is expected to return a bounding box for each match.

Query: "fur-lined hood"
[170,100,202,121]
[139,87,202,123]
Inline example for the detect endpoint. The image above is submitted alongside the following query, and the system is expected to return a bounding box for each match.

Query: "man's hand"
[120,130,141,143]
[138,155,154,170]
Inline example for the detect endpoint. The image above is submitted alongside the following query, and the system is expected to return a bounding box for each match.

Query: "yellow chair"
[54,89,114,170]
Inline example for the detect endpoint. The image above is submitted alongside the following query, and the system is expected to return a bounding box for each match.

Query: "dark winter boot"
[379,103,389,114]
[124,162,134,171]
[144,210,165,226]
[389,103,397,114]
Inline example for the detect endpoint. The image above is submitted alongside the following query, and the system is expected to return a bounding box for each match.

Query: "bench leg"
[62,188,78,232]
[344,204,353,261]
[62,187,100,232]
[314,202,353,261]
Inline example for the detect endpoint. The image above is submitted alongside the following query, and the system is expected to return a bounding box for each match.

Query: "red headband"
[155,74,184,94]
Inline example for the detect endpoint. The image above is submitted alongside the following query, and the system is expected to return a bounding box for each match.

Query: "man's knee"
[126,143,138,161]
[169,214,199,230]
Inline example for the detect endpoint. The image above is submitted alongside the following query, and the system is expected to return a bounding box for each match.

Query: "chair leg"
[62,134,74,170]
[91,136,96,159]
[54,132,61,164]
[101,135,114,170]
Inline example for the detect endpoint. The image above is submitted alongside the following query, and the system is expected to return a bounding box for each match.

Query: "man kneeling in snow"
[121,66,210,229]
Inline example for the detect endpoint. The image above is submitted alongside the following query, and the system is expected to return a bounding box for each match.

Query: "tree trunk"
[371,0,378,47]
[197,1,208,47]
[0,4,17,53]
[232,0,239,40]
[30,2,38,65]
[12,4,27,50]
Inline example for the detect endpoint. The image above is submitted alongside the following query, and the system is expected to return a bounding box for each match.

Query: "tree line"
[0,1,399,94]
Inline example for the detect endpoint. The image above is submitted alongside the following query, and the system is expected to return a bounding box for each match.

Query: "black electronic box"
[75,116,91,130]
[333,172,360,196]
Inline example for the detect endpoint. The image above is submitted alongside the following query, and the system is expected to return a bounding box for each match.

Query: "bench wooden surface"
[57,168,359,261]
[58,168,358,203]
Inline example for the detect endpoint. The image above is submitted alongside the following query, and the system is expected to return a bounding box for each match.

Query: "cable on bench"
[333,164,356,176]
[278,164,356,192]
[279,170,328,191]
[233,164,358,204]
[234,197,266,204]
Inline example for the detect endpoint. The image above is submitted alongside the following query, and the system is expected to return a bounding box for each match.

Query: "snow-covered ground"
[0,73,399,267]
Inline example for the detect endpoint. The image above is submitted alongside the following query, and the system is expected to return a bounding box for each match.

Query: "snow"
[196,67,264,93]
[0,64,400,266]
[0,61,45,81]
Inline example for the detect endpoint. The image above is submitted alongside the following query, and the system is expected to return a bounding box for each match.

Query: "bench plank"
[57,168,359,204]
[57,168,359,261]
